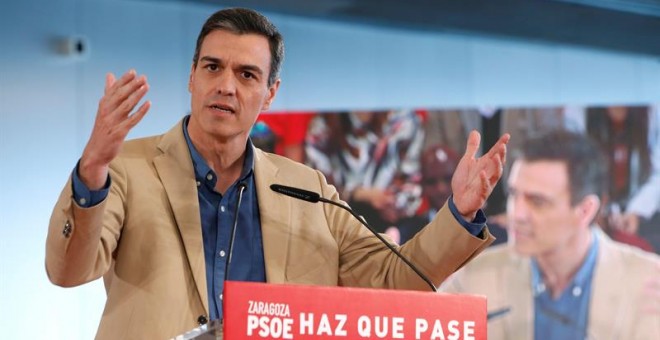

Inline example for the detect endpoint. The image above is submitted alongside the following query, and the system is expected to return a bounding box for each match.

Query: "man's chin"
[509,241,536,257]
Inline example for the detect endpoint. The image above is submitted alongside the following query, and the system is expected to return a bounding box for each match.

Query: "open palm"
[451,131,510,221]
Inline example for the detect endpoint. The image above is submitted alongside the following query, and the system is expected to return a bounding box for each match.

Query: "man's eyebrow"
[524,192,552,203]
[507,187,551,202]
[199,56,221,64]
[198,56,265,76]
[199,56,264,75]
[239,64,265,76]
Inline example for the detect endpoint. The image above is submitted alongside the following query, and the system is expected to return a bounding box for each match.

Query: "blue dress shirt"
[182,117,266,321]
[532,229,598,340]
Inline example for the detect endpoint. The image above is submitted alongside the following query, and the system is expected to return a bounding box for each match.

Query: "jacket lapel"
[253,148,292,284]
[589,229,624,339]
[504,251,534,339]
[153,120,208,313]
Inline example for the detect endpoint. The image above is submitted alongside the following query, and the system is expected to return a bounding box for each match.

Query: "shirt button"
[219,293,223,300]
[220,206,225,212]
[536,283,546,294]
[196,181,201,187]
[219,250,226,257]
[79,197,87,205]
[572,286,582,297]
[206,173,213,181]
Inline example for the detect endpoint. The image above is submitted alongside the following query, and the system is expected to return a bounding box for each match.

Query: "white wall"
[1,0,658,338]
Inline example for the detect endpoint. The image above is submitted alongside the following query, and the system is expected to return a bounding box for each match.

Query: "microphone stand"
[270,184,438,292]
[225,182,247,282]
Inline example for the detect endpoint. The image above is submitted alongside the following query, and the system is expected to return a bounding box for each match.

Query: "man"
[441,130,660,339]
[45,8,509,339]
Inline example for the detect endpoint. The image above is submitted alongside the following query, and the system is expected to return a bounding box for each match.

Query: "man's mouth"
[209,104,235,113]
[511,228,533,239]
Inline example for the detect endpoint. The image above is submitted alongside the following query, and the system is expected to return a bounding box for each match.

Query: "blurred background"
[1,0,659,338]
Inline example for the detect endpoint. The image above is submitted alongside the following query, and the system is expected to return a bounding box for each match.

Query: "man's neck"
[535,229,592,299]
[189,130,248,194]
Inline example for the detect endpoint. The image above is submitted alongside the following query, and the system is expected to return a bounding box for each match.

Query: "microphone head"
[270,184,321,203]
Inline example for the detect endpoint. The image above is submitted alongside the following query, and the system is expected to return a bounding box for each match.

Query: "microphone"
[191,183,246,336]
[487,307,511,321]
[225,182,248,284]
[270,184,438,292]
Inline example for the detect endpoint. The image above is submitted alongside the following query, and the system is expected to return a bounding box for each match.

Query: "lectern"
[174,281,486,339]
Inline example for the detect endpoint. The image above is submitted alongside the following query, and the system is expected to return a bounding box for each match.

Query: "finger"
[115,100,150,137]
[98,71,138,115]
[104,73,117,95]
[499,133,510,165]
[129,100,151,127]
[106,69,138,99]
[126,100,151,129]
[115,81,149,117]
[110,69,137,91]
[480,170,491,197]
[108,75,148,115]
[488,156,504,184]
[464,130,481,160]
[484,133,510,159]
[102,76,149,123]
[498,133,511,145]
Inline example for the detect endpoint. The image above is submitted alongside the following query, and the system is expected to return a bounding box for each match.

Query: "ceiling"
[174,0,660,57]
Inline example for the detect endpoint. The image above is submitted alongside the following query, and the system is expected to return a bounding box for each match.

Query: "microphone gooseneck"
[270,184,438,292]
[225,182,248,282]
[487,307,511,321]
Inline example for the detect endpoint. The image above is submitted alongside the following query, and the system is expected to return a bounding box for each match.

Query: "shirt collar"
[182,115,255,188]
[531,228,599,297]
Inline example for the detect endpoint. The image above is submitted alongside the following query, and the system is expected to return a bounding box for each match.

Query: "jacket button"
[62,221,72,238]
[197,315,208,325]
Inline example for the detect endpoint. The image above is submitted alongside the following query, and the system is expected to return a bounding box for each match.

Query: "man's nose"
[214,70,236,95]
[507,195,528,220]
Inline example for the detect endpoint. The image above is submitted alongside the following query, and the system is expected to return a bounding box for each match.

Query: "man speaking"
[46,7,509,339]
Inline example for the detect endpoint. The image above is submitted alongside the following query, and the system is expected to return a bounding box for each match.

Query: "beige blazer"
[441,229,660,340]
[46,119,494,339]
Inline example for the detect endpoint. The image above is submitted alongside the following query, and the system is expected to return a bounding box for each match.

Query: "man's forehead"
[200,30,271,63]
[509,159,570,196]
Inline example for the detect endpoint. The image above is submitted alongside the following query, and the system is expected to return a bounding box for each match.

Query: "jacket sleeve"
[45,160,126,287]
[319,169,494,291]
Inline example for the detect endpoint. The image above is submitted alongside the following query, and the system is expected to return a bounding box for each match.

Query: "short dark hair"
[515,130,607,206]
[192,8,284,86]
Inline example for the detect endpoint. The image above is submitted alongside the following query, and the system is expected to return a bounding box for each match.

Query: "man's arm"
[45,70,150,286]
[46,160,130,286]
[332,131,509,290]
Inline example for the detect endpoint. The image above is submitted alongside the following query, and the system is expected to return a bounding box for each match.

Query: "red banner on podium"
[224,281,485,339]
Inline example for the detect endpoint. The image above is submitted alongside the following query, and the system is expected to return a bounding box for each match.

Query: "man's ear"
[576,194,601,226]
[188,63,195,93]
[261,79,281,112]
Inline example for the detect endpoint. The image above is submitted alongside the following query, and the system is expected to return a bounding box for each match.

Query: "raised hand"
[451,130,510,221]
[79,70,151,189]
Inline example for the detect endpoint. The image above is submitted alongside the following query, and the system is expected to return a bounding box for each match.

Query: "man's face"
[506,160,584,256]
[188,30,279,143]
